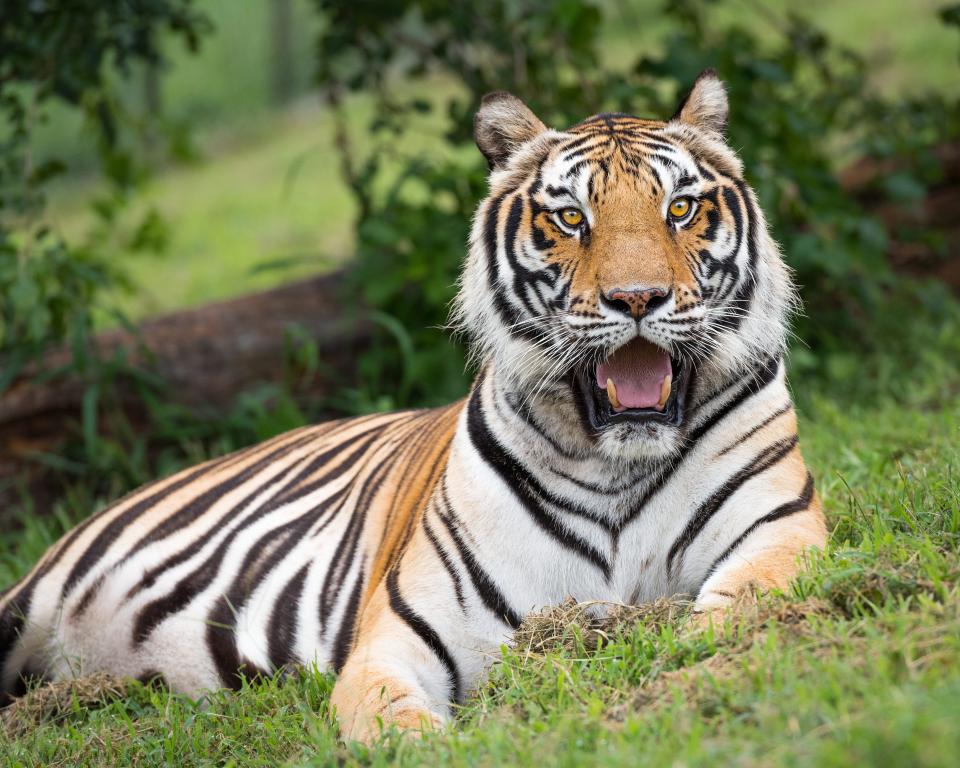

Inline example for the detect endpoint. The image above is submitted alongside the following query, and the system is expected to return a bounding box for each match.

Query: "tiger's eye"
[669,198,691,219]
[561,208,584,227]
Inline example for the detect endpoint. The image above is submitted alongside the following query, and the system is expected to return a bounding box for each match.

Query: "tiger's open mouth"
[573,337,692,430]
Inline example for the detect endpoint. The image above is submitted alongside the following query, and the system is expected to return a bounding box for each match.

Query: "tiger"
[0,71,827,742]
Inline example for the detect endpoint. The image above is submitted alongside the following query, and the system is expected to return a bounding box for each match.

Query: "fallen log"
[0,270,368,519]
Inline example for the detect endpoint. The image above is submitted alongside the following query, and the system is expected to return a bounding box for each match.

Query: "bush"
[0,0,211,385]
[0,1,215,512]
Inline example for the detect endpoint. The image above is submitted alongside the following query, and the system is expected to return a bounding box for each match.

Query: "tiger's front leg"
[331,583,449,742]
[694,490,827,613]
[331,551,498,743]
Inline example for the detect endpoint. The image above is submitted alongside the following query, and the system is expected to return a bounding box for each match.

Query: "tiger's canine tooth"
[657,374,672,410]
[605,378,623,411]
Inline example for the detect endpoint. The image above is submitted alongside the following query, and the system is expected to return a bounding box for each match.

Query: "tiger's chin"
[593,420,687,461]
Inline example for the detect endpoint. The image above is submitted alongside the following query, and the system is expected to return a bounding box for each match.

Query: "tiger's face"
[457,72,793,460]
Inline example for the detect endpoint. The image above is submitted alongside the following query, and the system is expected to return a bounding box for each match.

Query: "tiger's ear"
[474,91,547,170]
[671,69,728,135]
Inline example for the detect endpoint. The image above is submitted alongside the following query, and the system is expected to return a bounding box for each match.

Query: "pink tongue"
[595,338,672,410]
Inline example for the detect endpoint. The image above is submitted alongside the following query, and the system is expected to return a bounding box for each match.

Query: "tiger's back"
[0,404,461,701]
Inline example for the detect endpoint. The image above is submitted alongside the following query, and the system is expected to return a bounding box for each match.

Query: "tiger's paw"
[690,579,762,630]
[345,704,446,745]
[331,672,448,745]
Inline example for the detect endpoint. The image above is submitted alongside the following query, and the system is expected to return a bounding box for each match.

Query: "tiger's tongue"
[595,337,672,410]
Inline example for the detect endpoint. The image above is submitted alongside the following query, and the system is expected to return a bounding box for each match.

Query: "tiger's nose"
[602,287,669,319]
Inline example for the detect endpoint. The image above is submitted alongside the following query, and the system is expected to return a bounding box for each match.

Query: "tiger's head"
[455,71,795,461]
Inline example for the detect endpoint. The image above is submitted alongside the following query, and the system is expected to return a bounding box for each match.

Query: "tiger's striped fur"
[0,72,826,741]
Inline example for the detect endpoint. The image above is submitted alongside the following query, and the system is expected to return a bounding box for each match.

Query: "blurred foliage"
[314,0,960,407]
[0,0,210,384]
[0,1,218,508]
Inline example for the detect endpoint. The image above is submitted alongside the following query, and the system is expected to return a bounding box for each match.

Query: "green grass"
[2,343,958,766]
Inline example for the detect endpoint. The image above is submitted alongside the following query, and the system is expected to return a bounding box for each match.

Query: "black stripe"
[386,566,461,703]
[703,473,816,581]
[713,186,744,304]
[206,594,245,690]
[688,357,782,444]
[423,517,466,612]
[0,598,26,703]
[716,403,793,457]
[483,194,541,343]
[503,193,554,318]
[558,132,602,156]
[331,564,365,673]
[544,184,573,198]
[436,490,522,629]
[667,435,800,577]
[267,562,309,670]
[715,179,760,330]
[466,384,610,575]
[694,157,717,181]
[701,193,721,242]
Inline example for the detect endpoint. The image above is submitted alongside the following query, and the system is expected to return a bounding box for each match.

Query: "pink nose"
[604,287,668,319]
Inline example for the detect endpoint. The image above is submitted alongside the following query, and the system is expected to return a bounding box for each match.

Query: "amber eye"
[668,197,693,220]
[560,208,584,227]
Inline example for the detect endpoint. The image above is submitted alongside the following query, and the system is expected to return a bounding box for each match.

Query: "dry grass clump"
[513,593,838,658]
[1,672,129,738]
[513,597,693,656]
